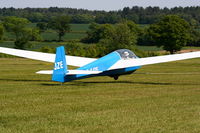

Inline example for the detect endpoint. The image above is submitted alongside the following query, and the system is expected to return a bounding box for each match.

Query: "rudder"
[52,46,67,82]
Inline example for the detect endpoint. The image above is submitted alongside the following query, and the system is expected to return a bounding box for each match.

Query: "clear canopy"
[115,49,138,59]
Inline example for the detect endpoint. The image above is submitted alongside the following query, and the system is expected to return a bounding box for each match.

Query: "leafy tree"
[48,16,71,41]
[0,24,4,41]
[3,16,41,49]
[27,12,43,22]
[81,23,115,43]
[82,21,139,53]
[148,15,191,54]
[3,16,30,40]
[14,28,41,49]
[188,29,200,46]
[71,14,94,24]
[102,23,138,52]
[36,22,48,32]
[95,13,121,24]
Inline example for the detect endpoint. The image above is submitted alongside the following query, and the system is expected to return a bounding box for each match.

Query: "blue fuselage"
[64,51,141,82]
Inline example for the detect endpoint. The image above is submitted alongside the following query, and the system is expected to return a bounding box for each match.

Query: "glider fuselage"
[64,50,141,82]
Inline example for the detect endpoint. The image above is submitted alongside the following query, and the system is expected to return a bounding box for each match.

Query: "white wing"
[0,47,96,67]
[109,51,200,70]
[36,70,102,75]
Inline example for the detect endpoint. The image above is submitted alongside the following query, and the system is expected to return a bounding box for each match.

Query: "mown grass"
[0,58,200,133]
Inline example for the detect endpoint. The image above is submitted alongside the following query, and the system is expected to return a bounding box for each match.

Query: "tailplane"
[52,46,67,82]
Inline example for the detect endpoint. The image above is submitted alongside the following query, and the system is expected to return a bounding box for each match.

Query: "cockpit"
[115,49,138,60]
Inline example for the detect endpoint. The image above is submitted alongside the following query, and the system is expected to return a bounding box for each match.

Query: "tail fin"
[52,46,67,83]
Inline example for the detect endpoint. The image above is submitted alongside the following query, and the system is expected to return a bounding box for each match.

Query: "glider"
[0,46,199,83]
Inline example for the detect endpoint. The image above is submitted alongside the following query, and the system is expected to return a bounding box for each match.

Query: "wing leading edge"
[0,47,96,67]
[109,51,200,70]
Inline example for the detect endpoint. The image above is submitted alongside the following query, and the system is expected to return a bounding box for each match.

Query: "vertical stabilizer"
[52,46,67,82]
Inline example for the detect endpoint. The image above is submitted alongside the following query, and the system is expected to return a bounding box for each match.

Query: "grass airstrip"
[0,58,200,133]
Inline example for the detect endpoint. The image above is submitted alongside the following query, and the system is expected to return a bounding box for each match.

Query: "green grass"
[0,58,200,132]
[70,24,89,32]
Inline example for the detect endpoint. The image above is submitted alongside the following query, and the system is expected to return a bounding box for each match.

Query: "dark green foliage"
[71,14,94,24]
[83,21,140,53]
[2,16,41,49]
[36,22,48,32]
[189,30,200,46]
[101,23,137,52]
[81,23,115,43]
[48,16,71,41]
[186,19,200,46]
[148,15,191,53]
[0,24,3,40]
[95,13,121,24]
[14,38,30,49]
[64,42,106,58]
[3,16,30,40]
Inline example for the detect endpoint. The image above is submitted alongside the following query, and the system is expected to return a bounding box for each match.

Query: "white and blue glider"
[0,46,199,82]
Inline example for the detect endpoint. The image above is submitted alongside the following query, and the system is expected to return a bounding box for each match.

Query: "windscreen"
[116,49,138,59]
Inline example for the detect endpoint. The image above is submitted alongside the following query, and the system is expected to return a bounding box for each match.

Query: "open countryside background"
[0,6,200,133]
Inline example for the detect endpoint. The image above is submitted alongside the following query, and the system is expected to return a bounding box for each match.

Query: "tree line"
[0,6,200,25]
[0,14,200,57]
[81,15,197,54]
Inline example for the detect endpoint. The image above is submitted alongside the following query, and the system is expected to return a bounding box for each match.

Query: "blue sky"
[1,0,200,11]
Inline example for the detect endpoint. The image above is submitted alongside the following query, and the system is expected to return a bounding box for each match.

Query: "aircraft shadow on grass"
[0,78,200,87]
[41,80,200,87]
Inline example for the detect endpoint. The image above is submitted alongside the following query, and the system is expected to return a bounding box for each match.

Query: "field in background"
[4,24,90,41]
[0,58,200,132]
[1,41,200,53]
[2,23,149,41]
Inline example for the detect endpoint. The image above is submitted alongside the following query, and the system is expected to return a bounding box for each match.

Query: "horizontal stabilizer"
[36,70,102,75]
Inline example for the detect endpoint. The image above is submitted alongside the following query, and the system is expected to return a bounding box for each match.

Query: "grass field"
[3,24,89,41]
[0,58,200,133]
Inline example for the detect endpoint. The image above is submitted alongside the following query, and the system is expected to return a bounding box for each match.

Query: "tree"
[148,15,191,54]
[82,21,139,53]
[3,16,30,40]
[71,14,94,24]
[81,23,115,43]
[102,23,138,52]
[0,24,4,41]
[48,16,71,41]
[3,16,41,49]
[36,22,48,33]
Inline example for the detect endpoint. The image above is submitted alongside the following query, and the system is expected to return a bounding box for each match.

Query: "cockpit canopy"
[116,49,138,60]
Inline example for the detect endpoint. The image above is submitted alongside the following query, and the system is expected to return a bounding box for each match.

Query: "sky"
[1,0,200,11]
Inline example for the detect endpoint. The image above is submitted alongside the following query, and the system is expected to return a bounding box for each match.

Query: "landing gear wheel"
[114,76,119,80]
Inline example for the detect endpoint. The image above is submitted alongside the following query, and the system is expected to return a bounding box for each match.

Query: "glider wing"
[0,47,96,67]
[109,51,200,70]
